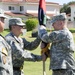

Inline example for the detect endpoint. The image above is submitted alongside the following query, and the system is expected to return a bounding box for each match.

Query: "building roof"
[25,0,59,4]
[0,0,25,2]
[0,0,59,5]
[26,12,54,17]
[4,11,54,18]
[4,11,26,17]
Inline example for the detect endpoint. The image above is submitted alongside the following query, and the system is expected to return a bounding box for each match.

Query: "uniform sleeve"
[0,42,7,63]
[38,25,68,43]
[0,42,9,72]
[22,36,41,50]
[11,41,41,61]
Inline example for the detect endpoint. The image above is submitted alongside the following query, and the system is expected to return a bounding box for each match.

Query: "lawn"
[23,31,52,75]
[23,31,75,75]
[1,30,75,75]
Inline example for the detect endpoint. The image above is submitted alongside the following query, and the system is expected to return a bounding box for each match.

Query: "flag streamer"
[38,0,47,26]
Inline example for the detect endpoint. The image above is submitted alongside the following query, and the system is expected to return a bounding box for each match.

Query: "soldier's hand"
[40,41,46,49]
[40,41,50,54]
[42,53,47,61]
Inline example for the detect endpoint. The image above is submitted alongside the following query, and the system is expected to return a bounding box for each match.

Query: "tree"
[60,4,71,14]
[68,1,75,5]
[60,1,75,14]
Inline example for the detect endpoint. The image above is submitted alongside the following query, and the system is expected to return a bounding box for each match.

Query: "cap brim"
[16,23,25,26]
[0,14,7,19]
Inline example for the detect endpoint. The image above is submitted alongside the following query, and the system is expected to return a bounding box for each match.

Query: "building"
[0,0,61,29]
[69,3,75,21]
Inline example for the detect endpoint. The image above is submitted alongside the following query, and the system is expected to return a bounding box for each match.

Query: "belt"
[13,66,23,70]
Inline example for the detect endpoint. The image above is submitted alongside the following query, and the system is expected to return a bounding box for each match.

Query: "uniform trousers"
[52,69,75,75]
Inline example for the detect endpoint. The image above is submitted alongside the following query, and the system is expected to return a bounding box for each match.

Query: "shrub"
[69,28,75,33]
[25,18,38,31]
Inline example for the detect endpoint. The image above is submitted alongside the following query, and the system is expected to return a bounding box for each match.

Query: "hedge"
[32,28,75,37]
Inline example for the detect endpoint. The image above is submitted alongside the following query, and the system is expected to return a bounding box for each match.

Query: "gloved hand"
[39,25,46,29]
[38,25,47,39]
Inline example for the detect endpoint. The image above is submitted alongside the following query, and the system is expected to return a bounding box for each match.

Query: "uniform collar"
[10,32,21,43]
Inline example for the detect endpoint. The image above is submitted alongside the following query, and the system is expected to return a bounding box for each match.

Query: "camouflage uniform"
[0,34,13,75]
[38,14,75,75]
[5,32,41,75]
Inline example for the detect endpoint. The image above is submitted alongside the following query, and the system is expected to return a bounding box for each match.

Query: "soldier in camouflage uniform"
[38,14,75,75]
[5,18,42,75]
[0,14,13,75]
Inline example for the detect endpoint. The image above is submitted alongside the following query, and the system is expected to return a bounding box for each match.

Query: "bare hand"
[42,53,47,61]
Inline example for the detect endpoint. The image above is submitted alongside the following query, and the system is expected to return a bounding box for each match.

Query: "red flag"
[38,0,46,26]
[39,0,46,12]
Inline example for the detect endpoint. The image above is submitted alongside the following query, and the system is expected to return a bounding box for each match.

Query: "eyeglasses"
[16,25,26,29]
[18,25,23,27]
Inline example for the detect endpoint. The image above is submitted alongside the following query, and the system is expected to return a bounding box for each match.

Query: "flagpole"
[43,61,46,75]
[38,0,47,74]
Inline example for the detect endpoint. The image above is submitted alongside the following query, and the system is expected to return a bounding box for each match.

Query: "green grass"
[23,31,75,75]
[0,29,10,36]
[24,33,52,75]
[1,30,52,75]
[1,30,75,75]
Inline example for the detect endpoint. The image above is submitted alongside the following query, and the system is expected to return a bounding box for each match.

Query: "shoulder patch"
[2,48,8,56]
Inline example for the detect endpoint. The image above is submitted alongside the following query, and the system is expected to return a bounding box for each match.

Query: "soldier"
[5,18,42,75]
[38,14,75,75]
[0,14,13,75]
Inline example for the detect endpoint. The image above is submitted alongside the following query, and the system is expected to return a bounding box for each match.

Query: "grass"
[1,30,52,75]
[0,29,10,36]
[23,31,52,75]
[24,51,51,75]
[23,31,75,75]
[1,29,75,75]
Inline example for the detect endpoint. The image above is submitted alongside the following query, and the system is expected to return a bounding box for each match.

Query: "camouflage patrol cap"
[50,14,67,25]
[9,18,25,26]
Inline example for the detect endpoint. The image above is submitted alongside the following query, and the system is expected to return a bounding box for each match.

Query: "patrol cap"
[9,18,25,26]
[50,13,67,25]
[0,14,7,19]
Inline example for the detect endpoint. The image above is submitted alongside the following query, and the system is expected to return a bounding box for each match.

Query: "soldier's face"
[0,18,5,32]
[52,20,62,30]
[13,25,23,35]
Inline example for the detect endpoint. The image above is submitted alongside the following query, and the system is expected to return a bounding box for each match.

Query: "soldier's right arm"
[12,42,42,61]
[5,38,42,62]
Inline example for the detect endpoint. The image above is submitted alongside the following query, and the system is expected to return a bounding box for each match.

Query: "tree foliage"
[60,1,75,14]
[60,4,71,14]
[68,1,75,5]
[25,18,38,31]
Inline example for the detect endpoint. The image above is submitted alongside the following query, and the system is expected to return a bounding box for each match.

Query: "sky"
[46,0,75,5]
